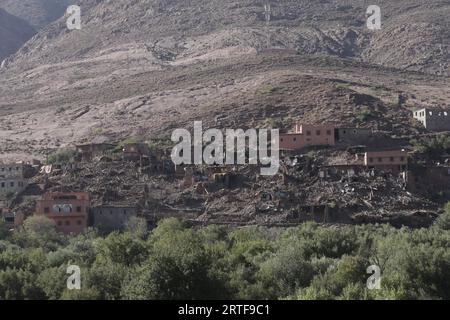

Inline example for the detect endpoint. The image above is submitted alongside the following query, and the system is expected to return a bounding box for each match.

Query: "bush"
[411,134,450,160]
[46,147,77,164]
[434,202,450,230]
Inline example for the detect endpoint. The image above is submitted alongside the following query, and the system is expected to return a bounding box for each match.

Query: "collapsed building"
[76,143,115,162]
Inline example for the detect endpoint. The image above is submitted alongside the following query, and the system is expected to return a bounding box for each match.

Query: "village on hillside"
[1,106,449,235]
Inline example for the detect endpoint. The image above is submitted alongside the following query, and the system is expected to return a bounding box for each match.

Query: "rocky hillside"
[0,8,36,61]
[0,0,449,160]
[0,0,71,29]
[4,0,449,73]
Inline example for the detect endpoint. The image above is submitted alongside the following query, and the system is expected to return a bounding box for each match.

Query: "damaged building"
[413,108,450,132]
[336,128,373,145]
[90,205,137,234]
[122,142,151,162]
[76,143,115,162]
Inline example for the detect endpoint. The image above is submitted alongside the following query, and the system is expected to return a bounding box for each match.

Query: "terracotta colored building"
[280,124,336,150]
[364,150,408,171]
[36,192,90,234]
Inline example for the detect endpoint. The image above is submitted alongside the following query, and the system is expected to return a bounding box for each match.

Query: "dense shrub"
[0,214,449,300]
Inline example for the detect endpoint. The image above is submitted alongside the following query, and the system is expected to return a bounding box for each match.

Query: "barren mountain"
[0,0,71,29]
[0,8,36,61]
[0,0,449,160]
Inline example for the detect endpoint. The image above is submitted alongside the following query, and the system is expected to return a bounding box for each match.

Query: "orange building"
[36,192,90,234]
[280,124,336,151]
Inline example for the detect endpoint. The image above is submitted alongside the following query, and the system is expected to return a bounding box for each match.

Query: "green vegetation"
[1,207,450,300]
[113,137,145,153]
[411,134,450,160]
[46,147,77,164]
[258,84,276,95]
[357,107,374,122]
[148,137,174,150]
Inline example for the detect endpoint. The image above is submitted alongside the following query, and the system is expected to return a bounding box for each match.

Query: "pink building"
[36,192,90,235]
[280,124,336,150]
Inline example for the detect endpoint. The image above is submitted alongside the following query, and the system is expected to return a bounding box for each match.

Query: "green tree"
[434,202,450,230]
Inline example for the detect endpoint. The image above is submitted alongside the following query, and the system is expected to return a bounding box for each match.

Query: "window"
[293,138,297,142]
[390,157,394,162]
[57,221,62,226]
[77,220,82,226]
[123,210,127,215]
[378,158,383,163]
[8,167,11,172]
[306,131,311,136]
[400,157,405,162]
[369,158,374,163]
[1,182,4,188]
[280,138,283,142]
[16,167,19,171]
[44,207,50,213]
[316,130,321,135]
[65,221,70,226]
[326,130,331,135]
[76,206,82,213]
[10,182,14,187]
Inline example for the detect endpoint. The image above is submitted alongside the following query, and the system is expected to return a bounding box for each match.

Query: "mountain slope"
[0,0,72,29]
[4,0,449,74]
[0,0,449,160]
[0,8,36,61]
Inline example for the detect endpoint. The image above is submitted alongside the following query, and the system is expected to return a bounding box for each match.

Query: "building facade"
[336,128,373,144]
[280,124,336,150]
[90,205,137,233]
[364,150,408,171]
[36,192,90,234]
[0,163,29,197]
[413,108,450,131]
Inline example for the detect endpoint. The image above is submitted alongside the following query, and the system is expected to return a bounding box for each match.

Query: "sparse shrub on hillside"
[411,134,450,160]
[434,202,450,230]
[46,147,77,164]
[258,85,276,95]
[357,107,374,122]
